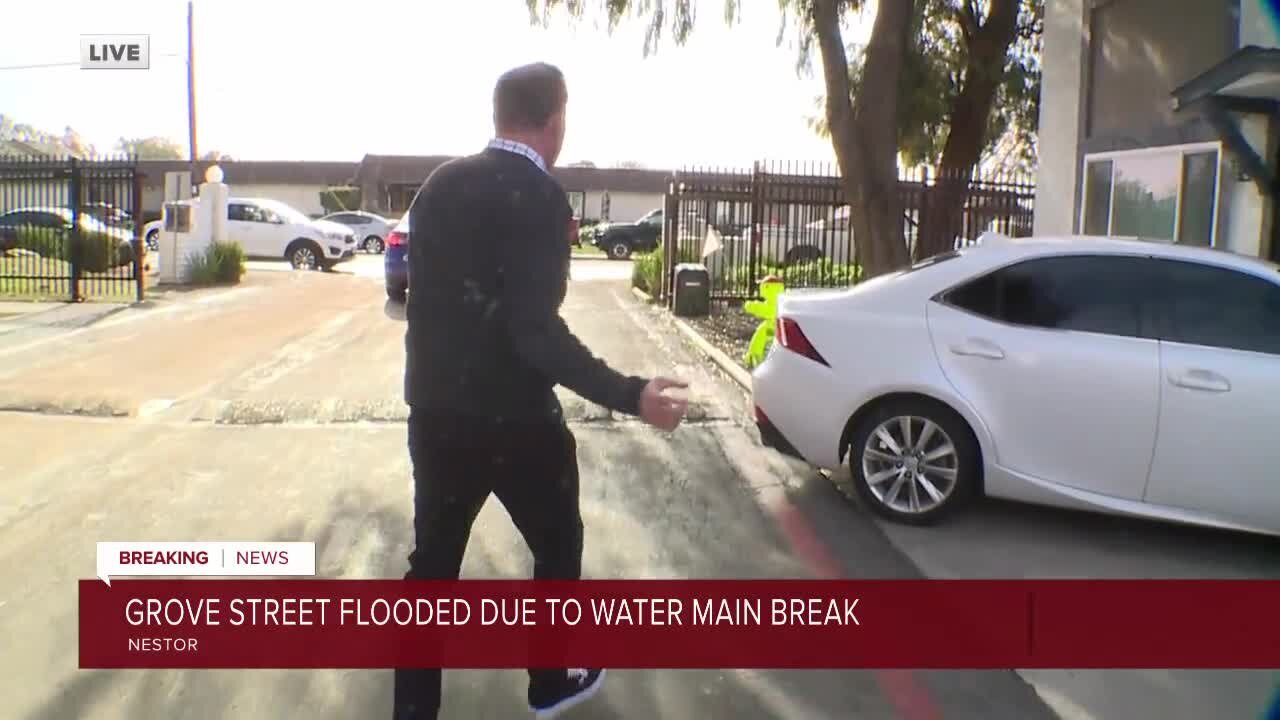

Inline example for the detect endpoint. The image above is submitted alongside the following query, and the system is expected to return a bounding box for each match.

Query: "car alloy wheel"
[291,245,319,270]
[365,236,384,254]
[848,399,978,525]
[861,416,959,514]
[608,242,631,260]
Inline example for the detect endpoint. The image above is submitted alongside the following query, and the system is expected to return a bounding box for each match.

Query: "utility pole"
[187,0,198,175]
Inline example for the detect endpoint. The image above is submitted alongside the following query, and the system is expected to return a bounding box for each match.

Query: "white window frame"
[1079,141,1224,247]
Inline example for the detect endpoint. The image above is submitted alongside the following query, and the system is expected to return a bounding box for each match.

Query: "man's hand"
[639,377,690,432]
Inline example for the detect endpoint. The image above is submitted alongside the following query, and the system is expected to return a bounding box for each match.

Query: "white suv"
[227,198,356,270]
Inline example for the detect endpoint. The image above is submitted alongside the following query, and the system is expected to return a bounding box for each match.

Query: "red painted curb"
[766,495,944,720]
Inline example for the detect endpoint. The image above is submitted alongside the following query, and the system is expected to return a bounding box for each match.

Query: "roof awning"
[1171,46,1280,112]
[1170,46,1280,197]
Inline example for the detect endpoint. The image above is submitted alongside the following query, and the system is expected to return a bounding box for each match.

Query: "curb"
[671,317,753,392]
[630,286,652,304]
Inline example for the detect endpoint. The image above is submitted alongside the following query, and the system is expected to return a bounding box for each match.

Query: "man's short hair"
[493,63,567,131]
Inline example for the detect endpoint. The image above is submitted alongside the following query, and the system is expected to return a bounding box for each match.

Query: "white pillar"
[1033,0,1089,237]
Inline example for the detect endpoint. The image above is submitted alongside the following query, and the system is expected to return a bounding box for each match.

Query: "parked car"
[384,214,409,301]
[80,202,134,230]
[740,206,857,266]
[227,198,356,270]
[752,234,1280,536]
[591,208,664,260]
[319,210,394,254]
[0,206,135,271]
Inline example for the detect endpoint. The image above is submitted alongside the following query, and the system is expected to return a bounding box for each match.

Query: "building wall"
[142,182,330,218]
[226,184,330,216]
[580,191,662,223]
[1033,0,1280,258]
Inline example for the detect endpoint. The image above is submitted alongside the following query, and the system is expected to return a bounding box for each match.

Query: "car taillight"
[387,230,407,247]
[776,317,829,367]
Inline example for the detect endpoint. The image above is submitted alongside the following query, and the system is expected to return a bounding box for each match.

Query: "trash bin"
[673,262,711,318]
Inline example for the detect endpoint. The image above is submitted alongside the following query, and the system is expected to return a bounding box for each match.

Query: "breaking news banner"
[78,546,1280,670]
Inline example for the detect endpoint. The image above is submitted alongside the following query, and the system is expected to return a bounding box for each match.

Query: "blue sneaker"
[528,668,607,718]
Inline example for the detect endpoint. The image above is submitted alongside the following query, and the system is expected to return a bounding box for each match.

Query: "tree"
[527,0,915,278]
[115,136,185,160]
[201,150,234,162]
[910,0,1041,258]
[807,1,1043,258]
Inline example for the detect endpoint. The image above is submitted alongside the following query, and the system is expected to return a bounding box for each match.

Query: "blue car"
[384,214,409,301]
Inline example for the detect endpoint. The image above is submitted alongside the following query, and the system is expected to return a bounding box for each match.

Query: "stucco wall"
[582,191,662,223]
[1033,0,1088,236]
[226,184,329,216]
[1083,0,1239,154]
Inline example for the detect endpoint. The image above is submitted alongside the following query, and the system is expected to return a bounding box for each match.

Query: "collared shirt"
[486,137,548,175]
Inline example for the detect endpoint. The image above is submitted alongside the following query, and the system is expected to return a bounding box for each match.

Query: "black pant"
[392,409,583,719]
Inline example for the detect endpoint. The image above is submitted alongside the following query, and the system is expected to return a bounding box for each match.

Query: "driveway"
[0,254,1254,719]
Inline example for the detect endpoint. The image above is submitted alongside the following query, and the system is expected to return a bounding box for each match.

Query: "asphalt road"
[0,254,1275,719]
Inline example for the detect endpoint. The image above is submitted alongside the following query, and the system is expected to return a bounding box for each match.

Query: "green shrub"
[631,250,661,297]
[728,259,862,291]
[12,226,131,273]
[187,240,245,285]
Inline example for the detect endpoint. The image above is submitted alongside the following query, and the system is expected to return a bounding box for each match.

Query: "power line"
[0,53,183,72]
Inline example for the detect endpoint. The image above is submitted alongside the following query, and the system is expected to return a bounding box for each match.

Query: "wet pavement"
[0,255,1271,719]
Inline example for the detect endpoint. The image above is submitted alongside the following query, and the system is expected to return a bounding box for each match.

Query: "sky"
[0,0,872,169]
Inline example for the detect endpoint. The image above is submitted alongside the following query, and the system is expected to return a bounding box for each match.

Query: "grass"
[572,243,605,257]
[0,254,149,301]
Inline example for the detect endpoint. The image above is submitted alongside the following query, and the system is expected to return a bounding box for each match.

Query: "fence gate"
[0,155,145,302]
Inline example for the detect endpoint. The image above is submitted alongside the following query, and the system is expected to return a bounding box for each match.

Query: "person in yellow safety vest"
[743,275,785,369]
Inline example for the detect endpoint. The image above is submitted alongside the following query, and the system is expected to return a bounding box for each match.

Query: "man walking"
[393,62,690,719]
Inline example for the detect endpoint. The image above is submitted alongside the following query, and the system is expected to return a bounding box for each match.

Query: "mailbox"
[672,263,711,318]
[163,202,192,233]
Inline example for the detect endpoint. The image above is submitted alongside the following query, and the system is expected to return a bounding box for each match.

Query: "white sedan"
[319,211,394,254]
[751,234,1280,536]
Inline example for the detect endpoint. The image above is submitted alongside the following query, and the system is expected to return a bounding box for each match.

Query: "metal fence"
[660,160,1036,304]
[0,155,144,302]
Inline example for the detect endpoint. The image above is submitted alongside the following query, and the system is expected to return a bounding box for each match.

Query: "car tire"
[145,229,159,252]
[365,236,385,254]
[286,239,323,271]
[607,241,632,260]
[846,398,979,525]
[386,285,406,302]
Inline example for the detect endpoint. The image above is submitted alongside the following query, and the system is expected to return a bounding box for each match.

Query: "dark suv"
[591,208,662,260]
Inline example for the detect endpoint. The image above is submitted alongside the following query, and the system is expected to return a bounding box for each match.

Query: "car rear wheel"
[386,285,406,302]
[364,236,384,254]
[286,239,323,271]
[847,398,979,525]
[607,241,632,260]
[145,229,159,251]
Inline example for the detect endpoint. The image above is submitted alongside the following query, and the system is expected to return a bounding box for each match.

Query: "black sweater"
[403,148,648,426]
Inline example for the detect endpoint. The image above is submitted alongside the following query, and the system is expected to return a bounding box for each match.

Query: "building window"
[1080,143,1222,247]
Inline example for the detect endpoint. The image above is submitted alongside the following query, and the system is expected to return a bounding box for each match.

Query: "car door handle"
[1169,369,1231,393]
[949,338,1005,360]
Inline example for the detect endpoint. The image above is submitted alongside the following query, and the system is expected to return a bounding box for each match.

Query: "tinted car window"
[945,255,1147,338]
[1150,259,1280,355]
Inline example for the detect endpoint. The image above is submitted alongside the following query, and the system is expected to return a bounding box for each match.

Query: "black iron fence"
[0,155,144,302]
[660,160,1035,304]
